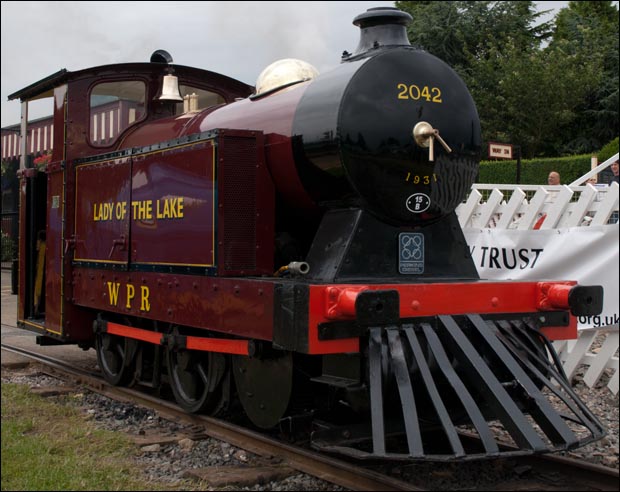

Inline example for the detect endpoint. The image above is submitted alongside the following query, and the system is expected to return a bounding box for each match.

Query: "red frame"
[306,281,577,355]
[105,322,250,355]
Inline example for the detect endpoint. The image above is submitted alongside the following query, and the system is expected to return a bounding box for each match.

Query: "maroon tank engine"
[11,6,604,460]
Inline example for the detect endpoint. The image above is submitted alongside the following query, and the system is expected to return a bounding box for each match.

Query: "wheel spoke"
[196,361,209,386]
[175,366,199,401]
[103,348,121,374]
[114,343,125,362]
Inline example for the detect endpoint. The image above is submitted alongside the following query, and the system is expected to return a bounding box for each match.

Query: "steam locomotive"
[11,7,605,460]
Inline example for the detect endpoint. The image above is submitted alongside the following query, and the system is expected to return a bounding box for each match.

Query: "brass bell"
[158,73,183,102]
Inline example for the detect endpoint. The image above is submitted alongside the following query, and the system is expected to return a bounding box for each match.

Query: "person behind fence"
[547,171,561,185]
[544,171,562,207]
[611,159,619,184]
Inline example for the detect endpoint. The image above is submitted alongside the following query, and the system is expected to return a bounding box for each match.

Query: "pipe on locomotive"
[274,261,310,277]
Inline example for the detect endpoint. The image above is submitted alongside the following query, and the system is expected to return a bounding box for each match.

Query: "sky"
[0,1,587,128]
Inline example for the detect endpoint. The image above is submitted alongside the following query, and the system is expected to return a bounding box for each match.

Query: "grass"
[0,382,200,491]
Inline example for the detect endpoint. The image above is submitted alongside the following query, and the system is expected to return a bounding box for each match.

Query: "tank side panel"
[74,157,131,266]
[130,141,216,268]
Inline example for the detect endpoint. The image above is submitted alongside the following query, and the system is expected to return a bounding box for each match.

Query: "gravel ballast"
[2,352,617,490]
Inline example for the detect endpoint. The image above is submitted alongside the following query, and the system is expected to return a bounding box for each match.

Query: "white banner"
[463,224,619,330]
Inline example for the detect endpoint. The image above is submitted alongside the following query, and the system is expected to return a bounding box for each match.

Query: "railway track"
[2,341,618,491]
[1,341,419,491]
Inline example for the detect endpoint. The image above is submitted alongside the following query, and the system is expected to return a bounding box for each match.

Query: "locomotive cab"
[10,52,254,343]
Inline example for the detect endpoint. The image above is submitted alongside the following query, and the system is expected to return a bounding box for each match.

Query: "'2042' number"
[397,83,442,103]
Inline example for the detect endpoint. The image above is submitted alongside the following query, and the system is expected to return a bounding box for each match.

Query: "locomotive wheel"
[166,346,226,414]
[95,333,135,386]
[232,351,292,429]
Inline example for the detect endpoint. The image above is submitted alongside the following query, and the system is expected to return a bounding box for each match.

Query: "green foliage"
[395,1,551,70]
[597,137,619,162]
[469,40,600,157]
[551,1,619,152]
[478,154,593,185]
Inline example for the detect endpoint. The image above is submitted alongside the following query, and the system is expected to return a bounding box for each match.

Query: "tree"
[551,1,619,153]
[395,1,551,70]
[470,39,600,157]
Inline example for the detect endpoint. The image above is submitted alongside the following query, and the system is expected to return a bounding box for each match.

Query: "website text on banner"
[463,225,619,330]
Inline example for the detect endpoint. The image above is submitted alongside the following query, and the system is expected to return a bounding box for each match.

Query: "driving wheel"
[166,344,226,414]
[95,332,135,386]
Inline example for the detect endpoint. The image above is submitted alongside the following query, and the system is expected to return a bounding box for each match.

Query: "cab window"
[175,85,225,113]
[90,81,146,146]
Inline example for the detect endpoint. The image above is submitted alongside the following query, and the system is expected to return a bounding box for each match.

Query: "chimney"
[351,7,412,57]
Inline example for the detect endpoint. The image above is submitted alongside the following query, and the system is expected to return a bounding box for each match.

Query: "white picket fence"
[554,329,619,396]
[457,181,619,230]
[455,159,619,394]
